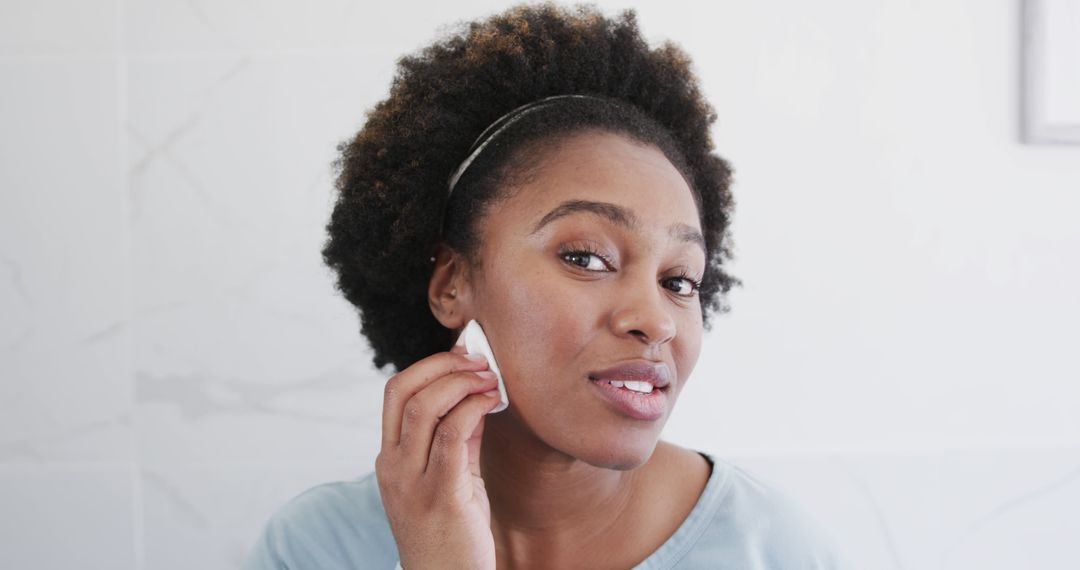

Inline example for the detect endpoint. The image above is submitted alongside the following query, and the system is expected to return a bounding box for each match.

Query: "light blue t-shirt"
[243,452,849,569]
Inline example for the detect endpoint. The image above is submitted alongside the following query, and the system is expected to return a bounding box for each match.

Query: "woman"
[244,3,847,568]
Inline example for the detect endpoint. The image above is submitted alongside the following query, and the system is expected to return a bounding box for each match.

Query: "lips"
[588,361,673,390]
[587,360,673,421]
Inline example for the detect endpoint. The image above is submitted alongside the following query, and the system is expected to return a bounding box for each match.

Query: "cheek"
[678,328,702,377]
[673,311,704,387]
[485,267,602,389]
[499,274,591,357]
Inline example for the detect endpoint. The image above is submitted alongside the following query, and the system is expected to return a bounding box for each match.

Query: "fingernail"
[465,353,487,362]
[476,370,496,380]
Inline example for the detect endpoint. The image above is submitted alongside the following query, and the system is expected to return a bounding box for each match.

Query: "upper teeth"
[607,380,655,394]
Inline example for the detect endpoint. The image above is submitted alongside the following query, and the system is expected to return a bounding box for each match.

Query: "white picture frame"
[1022,0,1080,144]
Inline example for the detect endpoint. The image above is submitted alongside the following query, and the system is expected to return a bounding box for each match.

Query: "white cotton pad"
[457,319,509,414]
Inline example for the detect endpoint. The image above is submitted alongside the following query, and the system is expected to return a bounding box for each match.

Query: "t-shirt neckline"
[631,451,732,570]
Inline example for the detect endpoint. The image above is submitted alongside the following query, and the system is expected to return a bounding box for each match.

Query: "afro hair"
[322,2,739,372]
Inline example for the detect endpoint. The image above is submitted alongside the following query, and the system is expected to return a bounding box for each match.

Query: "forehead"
[498,131,701,234]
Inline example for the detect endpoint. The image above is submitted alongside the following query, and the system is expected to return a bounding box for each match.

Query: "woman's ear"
[427,243,474,329]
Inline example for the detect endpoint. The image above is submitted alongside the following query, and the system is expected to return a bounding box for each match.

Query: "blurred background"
[2,0,1078,568]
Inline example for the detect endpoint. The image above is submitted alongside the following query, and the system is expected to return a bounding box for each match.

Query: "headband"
[445,94,606,195]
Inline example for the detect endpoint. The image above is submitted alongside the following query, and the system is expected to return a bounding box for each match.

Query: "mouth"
[591,378,662,394]
[587,360,673,421]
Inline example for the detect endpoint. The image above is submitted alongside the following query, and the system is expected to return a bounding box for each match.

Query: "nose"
[609,272,677,347]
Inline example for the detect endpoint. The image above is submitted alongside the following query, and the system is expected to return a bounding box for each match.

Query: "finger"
[425,390,502,480]
[465,391,496,478]
[382,351,489,449]
[399,370,498,470]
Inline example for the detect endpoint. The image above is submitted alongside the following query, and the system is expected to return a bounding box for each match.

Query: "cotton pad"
[456,319,509,413]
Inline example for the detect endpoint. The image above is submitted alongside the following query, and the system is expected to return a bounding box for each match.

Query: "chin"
[574,434,660,471]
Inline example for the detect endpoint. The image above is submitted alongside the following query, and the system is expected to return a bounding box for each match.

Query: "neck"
[479,411,648,564]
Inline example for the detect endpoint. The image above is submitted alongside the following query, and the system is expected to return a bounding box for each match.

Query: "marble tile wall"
[2,0,1078,568]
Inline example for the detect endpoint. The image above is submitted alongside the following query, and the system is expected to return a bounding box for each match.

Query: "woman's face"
[466,130,706,470]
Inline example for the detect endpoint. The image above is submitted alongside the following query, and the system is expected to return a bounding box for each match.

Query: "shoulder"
[673,453,851,569]
[241,471,400,570]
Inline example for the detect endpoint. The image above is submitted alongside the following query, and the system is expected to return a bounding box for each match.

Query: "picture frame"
[1022,0,1080,144]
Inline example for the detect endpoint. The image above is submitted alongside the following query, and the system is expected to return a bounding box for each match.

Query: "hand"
[375,341,502,570]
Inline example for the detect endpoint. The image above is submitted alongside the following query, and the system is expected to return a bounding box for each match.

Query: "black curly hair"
[322,2,739,373]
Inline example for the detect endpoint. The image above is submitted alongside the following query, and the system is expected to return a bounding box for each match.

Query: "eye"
[561,250,610,272]
[663,273,702,297]
[558,244,613,272]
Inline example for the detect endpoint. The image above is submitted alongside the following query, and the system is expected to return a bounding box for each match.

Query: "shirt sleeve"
[240,518,289,570]
[240,513,404,570]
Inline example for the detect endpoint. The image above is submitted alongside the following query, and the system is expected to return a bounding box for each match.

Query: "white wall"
[1,0,1078,568]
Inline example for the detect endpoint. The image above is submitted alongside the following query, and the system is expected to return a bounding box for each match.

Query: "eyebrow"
[529,199,706,253]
